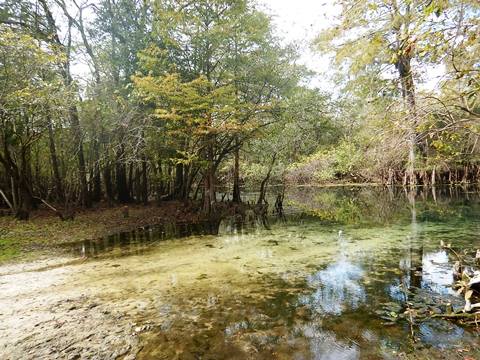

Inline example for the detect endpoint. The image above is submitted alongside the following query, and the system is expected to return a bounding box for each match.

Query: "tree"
[315,0,480,185]
[134,0,300,212]
[0,26,68,219]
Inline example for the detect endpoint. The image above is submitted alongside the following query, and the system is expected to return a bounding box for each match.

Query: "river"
[1,186,479,359]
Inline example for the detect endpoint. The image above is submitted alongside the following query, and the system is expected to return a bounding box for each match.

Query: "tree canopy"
[0,0,478,219]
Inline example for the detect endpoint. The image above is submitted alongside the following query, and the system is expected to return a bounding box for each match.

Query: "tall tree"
[137,0,300,211]
[315,0,480,185]
[0,26,68,218]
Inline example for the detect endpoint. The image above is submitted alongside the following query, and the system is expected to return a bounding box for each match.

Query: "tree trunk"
[15,178,34,220]
[0,153,33,220]
[16,151,34,219]
[128,162,135,201]
[185,165,199,201]
[116,145,130,203]
[397,51,417,187]
[133,166,140,203]
[155,159,164,203]
[91,137,102,203]
[47,120,64,201]
[141,158,148,205]
[174,163,184,200]
[203,142,215,215]
[38,0,90,207]
[257,154,277,205]
[232,144,241,203]
[104,162,114,204]
[69,106,90,207]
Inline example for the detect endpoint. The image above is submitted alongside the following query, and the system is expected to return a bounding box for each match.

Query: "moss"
[0,201,202,265]
[0,237,20,262]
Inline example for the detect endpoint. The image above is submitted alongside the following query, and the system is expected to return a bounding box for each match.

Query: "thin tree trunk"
[257,154,277,205]
[155,159,164,203]
[128,162,134,200]
[232,143,241,203]
[104,162,114,204]
[174,163,184,200]
[11,177,17,210]
[397,50,417,187]
[47,120,63,201]
[91,137,102,203]
[134,166,141,202]
[203,141,215,214]
[116,144,130,203]
[141,157,148,205]
[39,0,90,207]
[70,106,90,207]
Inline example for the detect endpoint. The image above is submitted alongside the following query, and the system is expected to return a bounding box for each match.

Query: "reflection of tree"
[407,189,423,291]
[75,221,222,258]
[300,260,366,315]
[287,186,480,226]
[299,232,366,315]
[287,186,409,225]
[300,323,360,360]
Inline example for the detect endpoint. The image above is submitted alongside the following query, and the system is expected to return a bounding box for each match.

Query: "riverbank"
[0,201,205,264]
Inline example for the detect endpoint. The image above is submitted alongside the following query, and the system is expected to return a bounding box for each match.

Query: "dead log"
[0,189,14,211]
[36,197,75,221]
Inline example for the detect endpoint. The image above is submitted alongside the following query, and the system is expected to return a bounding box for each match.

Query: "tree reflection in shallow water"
[300,230,366,316]
[300,324,360,360]
[124,187,480,358]
[300,261,365,315]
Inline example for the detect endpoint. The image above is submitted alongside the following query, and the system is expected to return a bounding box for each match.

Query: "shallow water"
[1,186,480,359]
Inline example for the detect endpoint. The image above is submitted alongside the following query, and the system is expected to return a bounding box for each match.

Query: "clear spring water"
[1,186,479,359]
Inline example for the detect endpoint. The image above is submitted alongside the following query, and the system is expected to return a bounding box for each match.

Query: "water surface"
[1,186,479,359]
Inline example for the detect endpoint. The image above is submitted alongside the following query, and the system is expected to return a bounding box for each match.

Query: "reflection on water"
[421,250,454,295]
[419,319,468,349]
[5,186,480,359]
[301,259,366,316]
[136,187,480,359]
[68,220,222,258]
[301,325,360,360]
[301,232,366,316]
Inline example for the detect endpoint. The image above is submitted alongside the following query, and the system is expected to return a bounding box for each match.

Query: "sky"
[257,0,445,91]
[71,0,340,88]
[257,0,340,89]
[71,0,445,91]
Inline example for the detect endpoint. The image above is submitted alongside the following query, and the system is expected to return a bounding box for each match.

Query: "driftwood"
[37,198,75,221]
[0,189,14,211]
[441,242,480,315]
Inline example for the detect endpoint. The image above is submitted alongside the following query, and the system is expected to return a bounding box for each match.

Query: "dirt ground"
[0,201,203,263]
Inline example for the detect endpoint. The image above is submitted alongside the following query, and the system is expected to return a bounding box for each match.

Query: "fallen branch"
[35,197,75,221]
[40,198,58,213]
[441,240,462,262]
[0,189,14,211]
[431,311,480,320]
